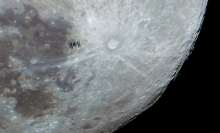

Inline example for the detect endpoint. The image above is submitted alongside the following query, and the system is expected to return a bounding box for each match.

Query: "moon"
[0,0,208,133]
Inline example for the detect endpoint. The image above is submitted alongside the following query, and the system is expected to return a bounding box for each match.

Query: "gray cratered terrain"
[0,0,208,133]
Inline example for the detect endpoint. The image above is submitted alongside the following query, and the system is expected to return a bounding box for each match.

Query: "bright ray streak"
[65,51,103,66]
[90,56,105,70]
[117,55,147,78]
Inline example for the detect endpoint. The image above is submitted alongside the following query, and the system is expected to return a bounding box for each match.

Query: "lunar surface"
[0,0,208,133]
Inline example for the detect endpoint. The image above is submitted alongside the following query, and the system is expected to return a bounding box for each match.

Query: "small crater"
[52,76,57,81]
[109,112,124,121]
[170,57,179,64]
[33,113,45,118]
[146,87,166,108]
[138,19,151,28]
[114,93,134,110]
[83,117,102,130]
[63,106,80,117]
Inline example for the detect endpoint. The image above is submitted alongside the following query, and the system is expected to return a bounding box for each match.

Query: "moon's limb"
[0,0,208,133]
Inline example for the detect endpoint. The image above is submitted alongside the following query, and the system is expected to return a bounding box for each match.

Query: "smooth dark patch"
[0,72,58,118]
[11,86,55,118]
[0,4,72,70]
[0,4,73,118]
